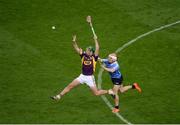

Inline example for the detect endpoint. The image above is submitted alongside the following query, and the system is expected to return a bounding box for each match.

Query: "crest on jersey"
[83,61,92,65]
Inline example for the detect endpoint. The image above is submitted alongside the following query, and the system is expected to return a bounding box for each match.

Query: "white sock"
[56,94,61,99]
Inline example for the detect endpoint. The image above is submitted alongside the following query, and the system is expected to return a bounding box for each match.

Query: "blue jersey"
[102,59,121,78]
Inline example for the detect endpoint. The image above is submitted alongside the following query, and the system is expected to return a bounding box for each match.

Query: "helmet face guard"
[87,46,95,53]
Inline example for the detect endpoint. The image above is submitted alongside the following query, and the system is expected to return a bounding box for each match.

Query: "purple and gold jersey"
[80,52,98,75]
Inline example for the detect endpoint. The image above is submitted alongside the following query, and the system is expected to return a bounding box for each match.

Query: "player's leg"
[90,86,115,96]
[59,79,81,96]
[112,85,120,113]
[86,75,114,96]
[119,84,132,93]
[119,83,142,93]
[90,86,108,96]
[51,78,81,101]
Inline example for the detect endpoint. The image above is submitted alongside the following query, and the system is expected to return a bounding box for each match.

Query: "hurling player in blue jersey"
[100,53,142,113]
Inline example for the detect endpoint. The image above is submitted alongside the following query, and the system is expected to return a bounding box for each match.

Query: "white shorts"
[76,74,96,87]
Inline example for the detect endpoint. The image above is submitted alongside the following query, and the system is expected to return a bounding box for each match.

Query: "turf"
[0,0,180,123]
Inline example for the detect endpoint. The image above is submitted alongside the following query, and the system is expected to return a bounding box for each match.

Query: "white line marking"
[98,20,180,124]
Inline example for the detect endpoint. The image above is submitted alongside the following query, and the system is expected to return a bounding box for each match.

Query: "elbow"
[110,69,115,73]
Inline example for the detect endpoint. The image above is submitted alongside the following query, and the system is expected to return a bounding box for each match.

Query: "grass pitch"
[0,0,180,123]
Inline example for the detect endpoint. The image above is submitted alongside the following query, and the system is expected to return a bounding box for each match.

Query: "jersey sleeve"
[112,62,119,71]
[102,59,108,63]
[93,55,99,61]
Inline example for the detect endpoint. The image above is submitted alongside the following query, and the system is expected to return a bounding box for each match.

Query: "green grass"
[0,0,180,123]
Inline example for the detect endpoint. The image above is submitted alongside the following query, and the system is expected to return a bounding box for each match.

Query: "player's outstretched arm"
[94,35,99,56]
[101,65,115,73]
[87,16,99,56]
[72,35,83,55]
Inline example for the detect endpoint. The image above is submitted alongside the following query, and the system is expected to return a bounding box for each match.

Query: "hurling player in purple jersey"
[51,16,114,101]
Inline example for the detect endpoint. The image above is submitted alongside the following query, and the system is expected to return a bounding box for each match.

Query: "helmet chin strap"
[109,55,117,61]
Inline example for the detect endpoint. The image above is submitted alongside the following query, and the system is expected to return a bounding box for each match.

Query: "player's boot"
[133,83,142,93]
[50,94,61,101]
[108,89,116,99]
[112,108,120,113]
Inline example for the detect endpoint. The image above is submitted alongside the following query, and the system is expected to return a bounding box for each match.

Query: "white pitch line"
[97,20,180,124]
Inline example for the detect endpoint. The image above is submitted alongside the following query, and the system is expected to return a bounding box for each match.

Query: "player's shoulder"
[114,61,118,64]
[92,54,98,57]
[92,54,98,61]
[113,61,119,66]
[82,52,87,56]
[80,51,86,58]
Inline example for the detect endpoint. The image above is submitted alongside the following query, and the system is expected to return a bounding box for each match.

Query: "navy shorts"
[111,76,123,85]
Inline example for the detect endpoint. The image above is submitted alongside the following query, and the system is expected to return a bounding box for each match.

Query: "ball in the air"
[52,26,56,29]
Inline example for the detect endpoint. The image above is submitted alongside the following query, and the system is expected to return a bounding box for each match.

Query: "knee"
[93,91,100,96]
[120,89,125,93]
